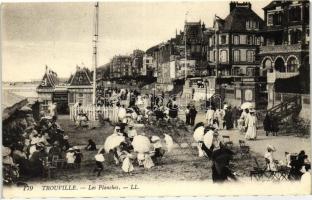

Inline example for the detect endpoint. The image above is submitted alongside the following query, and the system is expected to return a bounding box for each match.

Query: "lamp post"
[204,79,209,109]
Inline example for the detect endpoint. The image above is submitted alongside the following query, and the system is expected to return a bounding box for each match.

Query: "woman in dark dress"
[263,112,272,136]
[224,107,233,130]
[211,148,237,183]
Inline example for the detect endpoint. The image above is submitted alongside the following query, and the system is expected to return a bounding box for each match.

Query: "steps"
[267,95,302,121]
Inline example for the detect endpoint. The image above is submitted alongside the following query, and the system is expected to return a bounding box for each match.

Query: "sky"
[1,0,271,82]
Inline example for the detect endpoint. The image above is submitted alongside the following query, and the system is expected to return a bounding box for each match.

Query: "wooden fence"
[69,105,119,123]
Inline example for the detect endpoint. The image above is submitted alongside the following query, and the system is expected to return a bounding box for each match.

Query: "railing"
[267,72,299,83]
[69,105,118,123]
[268,95,302,120]
[260,43,302,54]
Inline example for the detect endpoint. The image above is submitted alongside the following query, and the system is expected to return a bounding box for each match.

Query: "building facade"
[205,2,267,109]
[259,0,310,112]
[67,66,93,107]
[36,66,59,112]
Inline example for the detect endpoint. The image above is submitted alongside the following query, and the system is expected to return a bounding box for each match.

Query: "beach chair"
[238,140,250,159]
[43,158,57,179]
[222,135,233,149]
[250,157,265,180]
[263,158,280,181]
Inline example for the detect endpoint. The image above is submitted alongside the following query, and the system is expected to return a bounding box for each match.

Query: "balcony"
[260,43,302,54]
[267,71,299,83]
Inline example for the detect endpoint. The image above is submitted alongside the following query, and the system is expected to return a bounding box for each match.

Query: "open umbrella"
[240,102,253,110]
[20,106,32,112]
[203,130,214,149]
[132,135,152,153]
[104,134,125,153]
[95,154,105,162]
[193,126,205,142]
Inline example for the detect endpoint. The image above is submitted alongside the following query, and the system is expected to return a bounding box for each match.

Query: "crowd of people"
[264,145,311,181]
[93,120,173,176]
[2,108,79,184]
[3,86,310,185]
[204,105,258,140]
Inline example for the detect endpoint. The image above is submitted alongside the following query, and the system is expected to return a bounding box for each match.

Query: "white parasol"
[132,135,152,153]
[241,102,254,110]
[203,130,214,149]
[193,126,205,142]
[95,154,105,162]
[20,106,32,112]
[104,134,125,153]
[164,134,174,153]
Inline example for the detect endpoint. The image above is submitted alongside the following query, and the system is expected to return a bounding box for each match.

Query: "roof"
[37,66,59,89]
[68,66,93,86]
[2,90,28,121]
[221,6,264,31]
[262,0,293,10]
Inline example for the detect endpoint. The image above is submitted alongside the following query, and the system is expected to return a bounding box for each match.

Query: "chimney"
[230,1,237,12]
[230,1,252,12]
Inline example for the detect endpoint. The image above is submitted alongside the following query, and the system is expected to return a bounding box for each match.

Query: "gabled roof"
[222,6,264,31]
[263,0,293,10]
[37,66,59,89]
[68,66,93,86]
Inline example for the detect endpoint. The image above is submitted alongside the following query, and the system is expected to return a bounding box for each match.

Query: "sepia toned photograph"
[1,0,311,198]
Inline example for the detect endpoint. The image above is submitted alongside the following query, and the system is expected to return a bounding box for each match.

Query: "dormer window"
[246,20,259,30]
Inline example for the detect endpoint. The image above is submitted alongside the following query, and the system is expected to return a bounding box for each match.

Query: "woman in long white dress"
[244,110,257,140]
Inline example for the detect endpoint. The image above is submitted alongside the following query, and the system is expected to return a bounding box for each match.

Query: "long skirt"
[245,125,257,140]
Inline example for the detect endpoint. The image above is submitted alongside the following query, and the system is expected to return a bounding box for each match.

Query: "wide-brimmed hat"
[63,135,69,140]
[151,135,160,142]
[267,145,276,152]
[67,147,74,151]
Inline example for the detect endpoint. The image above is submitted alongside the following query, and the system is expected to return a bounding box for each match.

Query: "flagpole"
[184,11,188,81]
[92,2,99,106]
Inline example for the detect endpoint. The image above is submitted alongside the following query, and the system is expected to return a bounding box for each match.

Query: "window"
[233,35,240,45]
[273,13,282,25]
[240,35,247,44]
[233,50,240,62]
[246,68,255,76]
[41,100,49,111]
[236,89,241,99]
[232,67,240,76]
[247,35,253,45]
[256,37,261,45]
[246,20,259,30]
[209,51,214,62]
[220,50,228,63]
[267,14,273,26]
[240,50,246,62]
[245,90,253,101]
[287,57,299,72]
[247,51,254,63]
[69,93,74,103]
[221,35,226,44]
[289,6,301,21]
[214,50,216,61]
